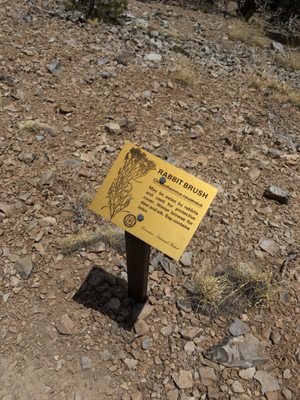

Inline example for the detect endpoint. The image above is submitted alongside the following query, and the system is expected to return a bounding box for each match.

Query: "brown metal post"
[125,231,151,303]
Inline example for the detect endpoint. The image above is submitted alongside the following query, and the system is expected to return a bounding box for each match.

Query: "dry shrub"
[59,195,93,225]
[147,21,165,35]
[228,21,271,48]
[192,275,228,313]
[189,264,273,316]
[66,0,127,21]
[171,62,200,88]
[87,18,99,25]
[19,119,57,135]
[147,20,178,38]
[60,210,75,222]
[60,226,125,254]
[249,74,300,107]
[275,53,300,71]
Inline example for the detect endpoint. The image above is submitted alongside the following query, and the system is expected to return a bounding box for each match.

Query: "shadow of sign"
[73,266,145,330]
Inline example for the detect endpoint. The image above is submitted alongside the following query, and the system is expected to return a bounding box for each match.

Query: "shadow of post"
[73,266,146,330]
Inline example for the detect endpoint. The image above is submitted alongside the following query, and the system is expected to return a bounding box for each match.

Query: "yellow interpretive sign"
[89,143,218,260]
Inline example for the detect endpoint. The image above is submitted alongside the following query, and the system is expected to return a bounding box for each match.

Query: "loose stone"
[231,380,244,393]
[142,337,151,350]
[176,297,192,313]
[81,356,92,370]
[263,185,289,204]
[180,251,193,267]
[161,325,173,337]
[124,358,138,369]
[259,239,280,256]
[134,319,149,336]
[239,367,256,380]
[166,389,179,400]
[56,314,75,335]
[199,367,217,386]
[14,255,34,279]
[229,318,250,336]
[172,370,193,389]
[184,341,195,353]
[105,123,121,135]
[254,371,280,394]
[180,326,202,340]
[144,53,162,62]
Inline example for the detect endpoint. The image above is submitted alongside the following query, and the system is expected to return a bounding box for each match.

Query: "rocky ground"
[0,0,299,399]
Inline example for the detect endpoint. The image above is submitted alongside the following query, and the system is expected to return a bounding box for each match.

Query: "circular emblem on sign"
[123,214,137,228]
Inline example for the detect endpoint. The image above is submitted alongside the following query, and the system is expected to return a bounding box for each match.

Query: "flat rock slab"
[204,333,268,368]
[259,239,280,256]
[254,371,280,394]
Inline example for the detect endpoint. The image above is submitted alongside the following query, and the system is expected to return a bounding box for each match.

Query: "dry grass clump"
[249,74,300,107]
[87,18,99,26]
[228,21,271,48]
[189,264,273,316]
[147,20,165,35]
[275,53,300,71]
[19,119,57,135]
[60,226,125,254]
[147,20,178,39]
[59,195,93,225]
[170,62,200,88]
[192,275,228,313]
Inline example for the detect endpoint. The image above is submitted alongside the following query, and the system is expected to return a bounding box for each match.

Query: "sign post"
[89,143,218,303]
[125,232,150,303]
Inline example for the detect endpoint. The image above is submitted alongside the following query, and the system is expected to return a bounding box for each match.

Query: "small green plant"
[67,0,127,21]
